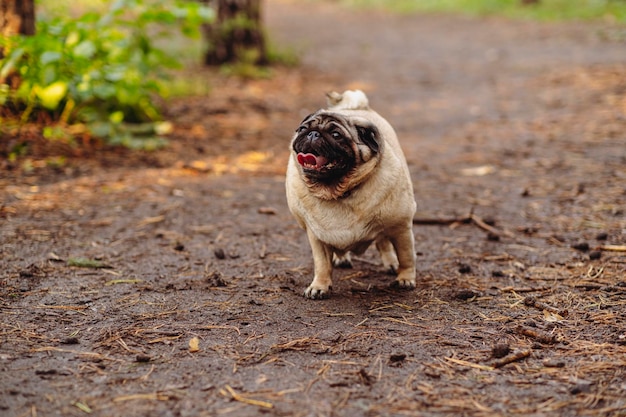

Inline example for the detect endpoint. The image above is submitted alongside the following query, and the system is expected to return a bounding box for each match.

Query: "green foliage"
[67,257,110,268]
[343,0,626,22]
[219,48,272,79]
[219,41,300,79]
[218,45,301,79]
[0,0,213,149]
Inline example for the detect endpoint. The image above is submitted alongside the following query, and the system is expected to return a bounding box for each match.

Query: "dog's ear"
[355,122,381,154]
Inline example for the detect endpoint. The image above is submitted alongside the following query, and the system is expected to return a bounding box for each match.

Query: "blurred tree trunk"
[203,0,268,66]
[1,0,35,57]
[0,0,35,36]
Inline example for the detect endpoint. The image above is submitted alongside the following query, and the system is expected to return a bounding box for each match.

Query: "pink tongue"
[297,153,327,168]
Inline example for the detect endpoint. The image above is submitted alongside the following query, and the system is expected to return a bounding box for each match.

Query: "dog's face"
[291,111,382,199]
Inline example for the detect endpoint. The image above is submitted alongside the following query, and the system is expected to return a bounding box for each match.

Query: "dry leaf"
[543,310,564,322]
[189,337,200,353]
[258,206,277,215]
[461,165,496,177]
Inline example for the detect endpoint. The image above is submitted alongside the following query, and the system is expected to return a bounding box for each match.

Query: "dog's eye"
[331,132,342,139]
[296,126,307,133]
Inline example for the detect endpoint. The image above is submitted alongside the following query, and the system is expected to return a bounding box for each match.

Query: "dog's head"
[291,111,382,200]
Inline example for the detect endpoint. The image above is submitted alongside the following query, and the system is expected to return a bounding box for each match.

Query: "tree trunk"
[1,0,35,58]
[0,0,35,37]
[203,0,268,66]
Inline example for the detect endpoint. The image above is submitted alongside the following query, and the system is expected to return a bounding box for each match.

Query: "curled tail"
[326,90,370,111]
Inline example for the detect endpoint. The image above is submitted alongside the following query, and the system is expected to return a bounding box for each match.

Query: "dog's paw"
[391,272,416,290]
[390,279,416,290]
[304,284,332,299]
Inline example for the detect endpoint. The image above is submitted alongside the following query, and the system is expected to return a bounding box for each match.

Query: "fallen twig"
[598,245,626,252]
[444,357,494,371]
[195,325,241,335]
[72,401,93,413]
[271,336,322,352]
[222,385,273,409]
[492,350,531,368]
[413,212,514,238]
[500,286,551,293]
[412,217,461,225]
[516,325,558,345]
[380,317,428,328]
[31,346,122,361]
[113,392,172,402]
[523,296,569,317]
[105,279,142,286]
[35,305,89,315]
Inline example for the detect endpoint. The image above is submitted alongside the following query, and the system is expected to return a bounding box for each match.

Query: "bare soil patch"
[1,1,625,416]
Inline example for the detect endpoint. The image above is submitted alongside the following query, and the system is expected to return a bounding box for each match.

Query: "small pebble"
[214,248,226,259]
[589,250,602,260]
[35,369,58,375]
[455,289,479,301]
[136,355,151,363]
[487,232,500,241]
[492,344,510,359]
[570,380,592,395]
[389,353,407,363]
[571,242,589,252]
[60,337,79,345]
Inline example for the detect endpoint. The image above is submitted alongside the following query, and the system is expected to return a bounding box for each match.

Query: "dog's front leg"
[303,229,333,299]
[390,225,416,289]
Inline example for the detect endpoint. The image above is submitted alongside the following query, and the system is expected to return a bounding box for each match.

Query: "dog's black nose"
[307,131,320,141]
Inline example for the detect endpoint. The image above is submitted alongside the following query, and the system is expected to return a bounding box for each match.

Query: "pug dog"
[286,90,417,299]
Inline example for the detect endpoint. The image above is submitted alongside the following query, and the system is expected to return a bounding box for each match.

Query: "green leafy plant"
[0,0,213,149]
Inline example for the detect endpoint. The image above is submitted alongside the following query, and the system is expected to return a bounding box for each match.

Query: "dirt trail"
[1,1,626,416]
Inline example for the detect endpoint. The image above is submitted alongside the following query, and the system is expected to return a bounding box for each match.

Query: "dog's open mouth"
[297,153,331,171]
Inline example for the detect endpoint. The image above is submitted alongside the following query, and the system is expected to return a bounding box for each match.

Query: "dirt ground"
[2,1,626,416]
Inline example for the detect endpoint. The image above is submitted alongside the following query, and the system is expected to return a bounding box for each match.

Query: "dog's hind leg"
[333,252,353,269]
[376,236,399,274]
